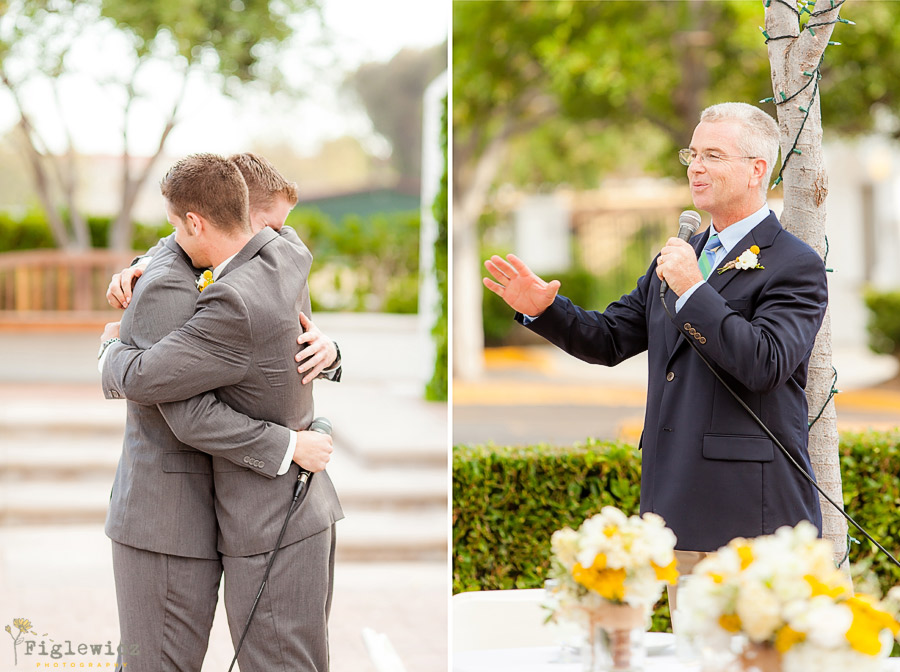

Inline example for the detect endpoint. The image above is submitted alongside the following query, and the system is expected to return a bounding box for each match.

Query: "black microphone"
[228,414,333,672]
[659,210,702,298]
[295,416,332,495]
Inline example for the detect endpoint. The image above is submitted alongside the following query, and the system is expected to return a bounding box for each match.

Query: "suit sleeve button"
[259,461,265,468]
[683,323,691,330]
[666,372,675,382]
[243,456,251,464]
[699,337,707,344]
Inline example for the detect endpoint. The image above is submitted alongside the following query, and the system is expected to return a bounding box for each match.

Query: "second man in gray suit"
[100,153,342,670]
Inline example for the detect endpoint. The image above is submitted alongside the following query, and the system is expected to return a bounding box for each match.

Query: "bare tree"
[0,0,318,251]
[765,0,848,565]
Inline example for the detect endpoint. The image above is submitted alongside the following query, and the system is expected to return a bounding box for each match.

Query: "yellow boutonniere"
[718,245,764,274]
[196,270,214,292]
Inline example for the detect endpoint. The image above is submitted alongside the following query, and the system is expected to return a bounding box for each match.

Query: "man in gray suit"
[99,154,342,670]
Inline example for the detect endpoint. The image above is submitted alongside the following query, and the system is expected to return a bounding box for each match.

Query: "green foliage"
[863,288,900,363]
[99,0,317,86]
[454,0,900,189]
[840,430,900,600]
[0,211,56,251]
[0,208,422,314]
[453,431,900,634]
[290,209,420,314]
[0,212,171,254]
[453,439,643,593]
[426,94,449,402]
[453,0,769,184]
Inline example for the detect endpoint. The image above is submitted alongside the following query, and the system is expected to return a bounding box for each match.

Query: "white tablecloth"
[453,637,900,672]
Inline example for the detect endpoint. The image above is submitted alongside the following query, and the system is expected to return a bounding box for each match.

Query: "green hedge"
[453,431,900,633]
[0,209,422,314]
[0,211,171,253]
[425,93,449,402]
[864,288,900,365]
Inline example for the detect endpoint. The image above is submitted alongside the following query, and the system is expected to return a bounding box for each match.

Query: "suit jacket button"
[666,372,675,382]
[111,390,119,398]
[699,337,707,344]
[259,461,265,468]
[243,456,251,464]
[694,332,701,340]
[683,322,691,330]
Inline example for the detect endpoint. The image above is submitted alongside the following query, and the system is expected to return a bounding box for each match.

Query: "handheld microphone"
[659,210,702,299]
[228,416,333,672]
[295,416,332,496]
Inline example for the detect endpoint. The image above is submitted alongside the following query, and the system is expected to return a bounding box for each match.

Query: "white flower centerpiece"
[546,506,679,671]
[678,521,900,672]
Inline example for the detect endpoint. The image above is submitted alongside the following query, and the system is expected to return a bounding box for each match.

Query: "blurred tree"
[453,0,900,376]
[0,0,319,250]
[452,0,765,378]
[347,43,447,187]
[764,0,849,567]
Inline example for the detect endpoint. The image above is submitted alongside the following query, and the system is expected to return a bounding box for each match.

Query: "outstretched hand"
[483,254,560,317]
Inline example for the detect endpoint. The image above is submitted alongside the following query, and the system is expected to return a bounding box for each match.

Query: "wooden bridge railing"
[0,249,138,329]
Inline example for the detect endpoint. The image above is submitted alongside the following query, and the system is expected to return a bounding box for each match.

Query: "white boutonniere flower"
[718,245,765,275]
[196,270,214,292]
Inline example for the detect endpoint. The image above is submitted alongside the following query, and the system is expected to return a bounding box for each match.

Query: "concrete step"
[0,462,447,509]
[0,481,446,561]
[335,509,447,562]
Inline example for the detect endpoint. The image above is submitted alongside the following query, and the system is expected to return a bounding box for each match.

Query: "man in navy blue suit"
[484,102,827,594]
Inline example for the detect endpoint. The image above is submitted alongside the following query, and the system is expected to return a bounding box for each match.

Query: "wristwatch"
[97,337,121,360]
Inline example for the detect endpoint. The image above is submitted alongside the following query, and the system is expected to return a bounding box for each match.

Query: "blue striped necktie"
[698,233,721,280]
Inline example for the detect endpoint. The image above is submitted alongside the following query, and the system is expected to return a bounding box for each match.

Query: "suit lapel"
[218,227,278,280]
[705,213,780,296]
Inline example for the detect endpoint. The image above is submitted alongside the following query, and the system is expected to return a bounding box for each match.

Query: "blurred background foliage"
[453,0,900,347]
[0,207,422,314]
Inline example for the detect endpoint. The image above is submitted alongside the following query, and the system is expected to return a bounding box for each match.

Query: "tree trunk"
[453,129,512,380]
[765,2,848,567]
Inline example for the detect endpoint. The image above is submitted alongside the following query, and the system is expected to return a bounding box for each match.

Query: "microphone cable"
[658,284,900,569]
[227,417,333,671]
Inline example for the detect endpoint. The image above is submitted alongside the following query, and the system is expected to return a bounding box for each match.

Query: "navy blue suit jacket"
[519,212,826,551]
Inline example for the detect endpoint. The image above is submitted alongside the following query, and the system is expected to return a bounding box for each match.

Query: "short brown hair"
[229,152,299,210]
[160,153,250,235]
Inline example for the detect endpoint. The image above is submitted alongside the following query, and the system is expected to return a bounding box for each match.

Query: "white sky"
[0,0,448,157]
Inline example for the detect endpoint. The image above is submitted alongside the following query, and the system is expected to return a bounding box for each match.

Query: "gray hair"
[700,102,780,194]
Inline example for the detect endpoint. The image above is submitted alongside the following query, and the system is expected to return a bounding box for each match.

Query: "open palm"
[483,254,561,317]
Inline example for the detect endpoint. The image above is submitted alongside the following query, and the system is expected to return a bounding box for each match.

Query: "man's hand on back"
[107,260,150,309]
[295,312,338,385]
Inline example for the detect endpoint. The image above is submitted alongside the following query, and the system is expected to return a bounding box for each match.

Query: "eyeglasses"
[679,148,759,166]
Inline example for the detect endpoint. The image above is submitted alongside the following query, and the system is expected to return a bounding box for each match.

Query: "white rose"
[735,250,758,270]
[735,582,782,641]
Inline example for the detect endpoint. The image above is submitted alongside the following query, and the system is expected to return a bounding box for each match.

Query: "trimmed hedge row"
[453,431,900,631]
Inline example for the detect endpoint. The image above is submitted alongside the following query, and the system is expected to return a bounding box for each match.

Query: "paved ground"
[0,525,447,672]
[453,345,900,447]
[0,313,449,672]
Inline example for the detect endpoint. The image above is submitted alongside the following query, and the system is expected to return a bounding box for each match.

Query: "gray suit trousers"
[223,524,336,672]
[112,541,222,671]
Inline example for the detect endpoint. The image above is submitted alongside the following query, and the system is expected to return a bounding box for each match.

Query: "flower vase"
[582,603,646,672]
[735,642,781,672]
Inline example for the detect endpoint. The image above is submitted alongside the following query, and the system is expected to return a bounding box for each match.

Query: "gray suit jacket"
[106,236,295,559]
[103,227,344,557]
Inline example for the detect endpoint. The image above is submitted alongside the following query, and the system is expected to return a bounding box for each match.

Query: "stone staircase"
[0,382,448,562]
